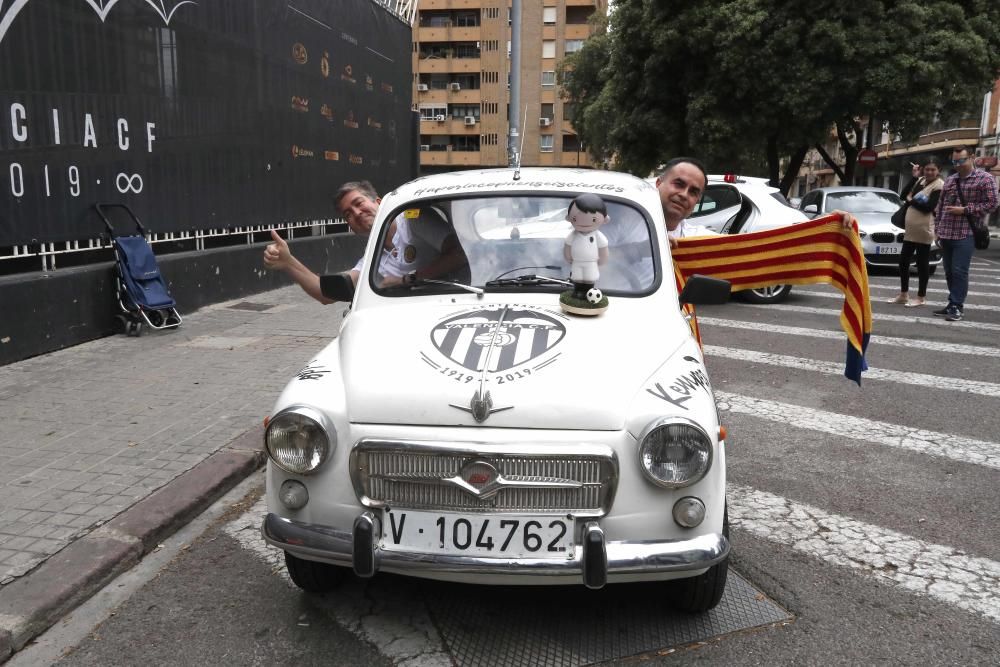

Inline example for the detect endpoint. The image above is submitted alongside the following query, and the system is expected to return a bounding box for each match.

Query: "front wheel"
[666,506,729,613]
[284,551,349,592]
[736,284,792,304]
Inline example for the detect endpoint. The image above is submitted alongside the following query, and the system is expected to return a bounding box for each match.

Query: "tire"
[736,284,792,304]
[284,551,349,592]
[666,505,730,613]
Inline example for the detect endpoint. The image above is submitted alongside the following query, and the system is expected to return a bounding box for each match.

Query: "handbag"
[890,201,908,229]
[955,177,990,250]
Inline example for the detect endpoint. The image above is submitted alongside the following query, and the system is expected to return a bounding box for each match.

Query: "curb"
[0,426,266,662]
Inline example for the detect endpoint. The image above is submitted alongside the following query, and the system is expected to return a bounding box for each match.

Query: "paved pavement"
[0,286,342,661]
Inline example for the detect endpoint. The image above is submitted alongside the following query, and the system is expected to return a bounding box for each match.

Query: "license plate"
[381,509,574,558]
[875,245,900,255]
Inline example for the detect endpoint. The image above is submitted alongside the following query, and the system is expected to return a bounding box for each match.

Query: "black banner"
[0,0,415,245]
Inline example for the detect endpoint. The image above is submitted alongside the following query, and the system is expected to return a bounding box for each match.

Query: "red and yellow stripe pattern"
[671,214,872,384]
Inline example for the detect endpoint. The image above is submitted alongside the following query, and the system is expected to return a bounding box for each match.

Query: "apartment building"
[412,0,605,173]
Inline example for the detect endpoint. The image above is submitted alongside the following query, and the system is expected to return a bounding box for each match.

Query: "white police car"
[689,174,811,303]
[261,168,732,612]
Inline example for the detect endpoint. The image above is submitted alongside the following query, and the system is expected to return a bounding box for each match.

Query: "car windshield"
[826,190,902,214]
[370,195,658,296]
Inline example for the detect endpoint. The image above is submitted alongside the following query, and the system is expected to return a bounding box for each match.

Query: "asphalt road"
[20,246,1000,667]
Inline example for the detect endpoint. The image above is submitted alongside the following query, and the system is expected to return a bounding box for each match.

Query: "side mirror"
[802,204,818,214]
[319,273,356,302]
[678,274,731,306]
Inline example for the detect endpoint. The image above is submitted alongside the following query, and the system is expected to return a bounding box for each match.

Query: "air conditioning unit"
[435,114,446,122]
[464,116,476,125]
[539,118,552,127]
[448,82,461,91]
[419,144,430,151]
[416,83,429,92]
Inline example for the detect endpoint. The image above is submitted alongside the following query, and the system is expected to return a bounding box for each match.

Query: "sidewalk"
[0,285,340,661]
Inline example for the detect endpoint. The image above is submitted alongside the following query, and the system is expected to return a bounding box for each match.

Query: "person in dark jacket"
[888,158,944,307]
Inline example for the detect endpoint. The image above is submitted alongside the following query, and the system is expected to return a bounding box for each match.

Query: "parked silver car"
[797,186,942,272]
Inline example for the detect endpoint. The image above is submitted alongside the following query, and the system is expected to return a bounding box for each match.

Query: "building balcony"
[448,89,481,103]
[420,118,481,134]
[418,0,482,10]
[416,89,448,103]
[415,26,481,42]
[564,24,590,40]
[416,56,482,74]
[420,149,482,166]
[875,127,980,155]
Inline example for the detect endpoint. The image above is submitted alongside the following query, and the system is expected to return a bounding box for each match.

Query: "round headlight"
[265,407,333,474]
[638,418,712,488]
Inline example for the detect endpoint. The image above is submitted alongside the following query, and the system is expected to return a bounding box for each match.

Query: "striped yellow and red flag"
[671,213,872,385]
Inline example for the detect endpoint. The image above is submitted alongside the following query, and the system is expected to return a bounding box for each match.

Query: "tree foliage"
[561,0,1000,190]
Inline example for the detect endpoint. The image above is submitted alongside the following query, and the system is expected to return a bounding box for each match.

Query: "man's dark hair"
[952,145,970,156]
[659,157,708,184]
[333,180,379,209]
[570,193,607,215]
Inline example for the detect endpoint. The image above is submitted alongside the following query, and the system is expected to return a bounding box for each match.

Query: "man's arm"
[263,229,335,304]
[968,172,999,217]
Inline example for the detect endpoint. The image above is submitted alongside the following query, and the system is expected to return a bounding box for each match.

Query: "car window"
[825,191,902,214]
[690,185,741,218]
[372,195,657,296]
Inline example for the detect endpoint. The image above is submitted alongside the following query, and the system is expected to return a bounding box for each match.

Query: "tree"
[561,0,1000,192]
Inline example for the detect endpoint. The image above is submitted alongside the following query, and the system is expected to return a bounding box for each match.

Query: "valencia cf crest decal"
[431,307,566,373]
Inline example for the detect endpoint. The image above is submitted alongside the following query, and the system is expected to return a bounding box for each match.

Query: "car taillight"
[724,174,737,183]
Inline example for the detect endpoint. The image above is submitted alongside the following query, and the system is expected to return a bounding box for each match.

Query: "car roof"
[705,174,774,188]
[388,167,653,200]
[809,186,897,194]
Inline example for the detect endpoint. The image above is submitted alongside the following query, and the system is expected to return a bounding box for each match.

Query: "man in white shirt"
[655,157,715,245]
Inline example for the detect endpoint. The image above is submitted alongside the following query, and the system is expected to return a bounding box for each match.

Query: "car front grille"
[870,232,903,243]
[351,440,618,516]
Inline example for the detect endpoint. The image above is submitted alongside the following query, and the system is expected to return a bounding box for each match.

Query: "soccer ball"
[585,288,603,304]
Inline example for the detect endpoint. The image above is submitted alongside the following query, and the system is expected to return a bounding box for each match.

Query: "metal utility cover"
[423,571,791,667]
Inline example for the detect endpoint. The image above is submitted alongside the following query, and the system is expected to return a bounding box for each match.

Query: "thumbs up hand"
[263,229,291,270]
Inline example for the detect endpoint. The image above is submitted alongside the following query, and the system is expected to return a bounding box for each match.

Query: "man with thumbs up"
[264,180,468,302]
[263,180,382,304]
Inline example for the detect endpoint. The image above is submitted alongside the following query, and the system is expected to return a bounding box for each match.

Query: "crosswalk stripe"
[703,345,1000,397]
[795,288,1000,310]
[728,485,1000,623]
[866,282,1000,300]
[763,301,1000,328]
[699,317,1000,358]
[867,277,999,289]
[715,391,1000,469]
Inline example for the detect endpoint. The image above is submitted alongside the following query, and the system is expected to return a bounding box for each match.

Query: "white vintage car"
[261,168,733,612]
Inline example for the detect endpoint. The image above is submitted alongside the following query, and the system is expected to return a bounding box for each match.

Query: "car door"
[689,184,743,233]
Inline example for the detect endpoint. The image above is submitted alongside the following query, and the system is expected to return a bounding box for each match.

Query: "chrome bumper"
[262,512,729,588]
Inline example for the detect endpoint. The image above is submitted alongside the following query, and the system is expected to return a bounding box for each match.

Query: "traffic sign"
[857,149,878,167]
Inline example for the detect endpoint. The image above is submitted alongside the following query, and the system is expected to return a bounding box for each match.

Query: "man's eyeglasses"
[951,157,969,166]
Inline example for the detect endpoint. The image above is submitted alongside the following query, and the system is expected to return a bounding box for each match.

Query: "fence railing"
[0,219,347,274]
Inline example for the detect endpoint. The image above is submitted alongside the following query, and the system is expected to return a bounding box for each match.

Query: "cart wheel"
[133,322,144,337]
[148,310,164,327]
[115,315,129,334]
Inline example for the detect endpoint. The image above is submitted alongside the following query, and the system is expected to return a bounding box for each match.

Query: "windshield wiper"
[410,278,484,295]
[484,274,571,288]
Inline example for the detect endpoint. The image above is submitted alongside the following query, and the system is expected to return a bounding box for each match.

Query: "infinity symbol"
[116,172,143,193]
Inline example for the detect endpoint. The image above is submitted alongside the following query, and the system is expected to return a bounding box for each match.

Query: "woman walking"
[888,158,944,307]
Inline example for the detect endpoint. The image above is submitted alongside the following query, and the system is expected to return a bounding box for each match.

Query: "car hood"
[854,212,897,233]
[331,300,685,430]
